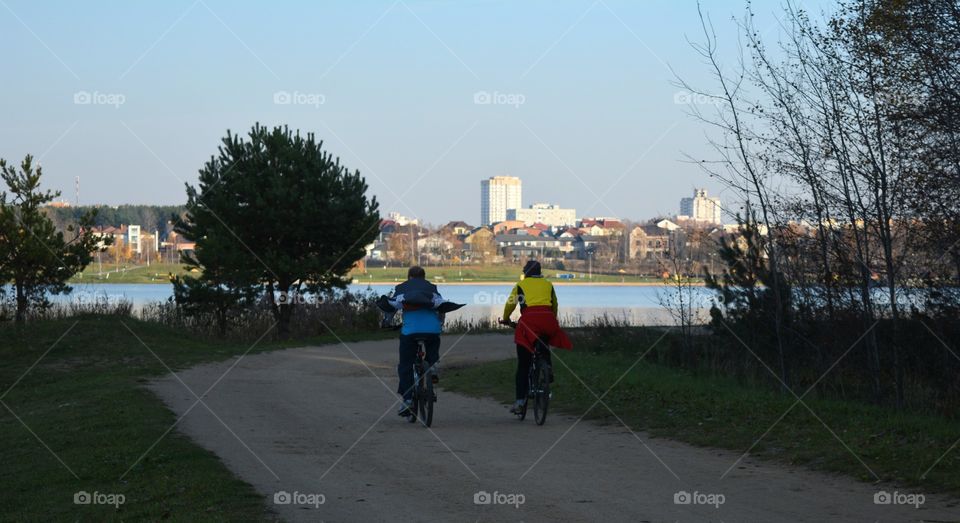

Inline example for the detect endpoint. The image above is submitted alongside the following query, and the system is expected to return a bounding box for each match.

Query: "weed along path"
[149,335,959,522]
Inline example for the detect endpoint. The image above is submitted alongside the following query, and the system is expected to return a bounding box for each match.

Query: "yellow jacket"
[503,276,558,318]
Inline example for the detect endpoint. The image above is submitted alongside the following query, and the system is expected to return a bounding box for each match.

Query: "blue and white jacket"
[386,278,444,335]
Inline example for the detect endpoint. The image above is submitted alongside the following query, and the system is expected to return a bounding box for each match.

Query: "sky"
[0,0,831,225]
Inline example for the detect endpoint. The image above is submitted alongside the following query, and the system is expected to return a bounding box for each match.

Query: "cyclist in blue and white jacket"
[385,266,444,417]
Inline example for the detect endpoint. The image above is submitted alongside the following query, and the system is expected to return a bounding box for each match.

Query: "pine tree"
[174,124,381,337]
[0,155,106,322]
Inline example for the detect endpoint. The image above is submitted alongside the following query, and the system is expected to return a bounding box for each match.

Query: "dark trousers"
[398,334,440,401]
[516,344,552,400]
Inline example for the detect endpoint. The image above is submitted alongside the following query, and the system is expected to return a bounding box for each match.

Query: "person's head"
[407,266,426,280]
[522,260,542,277]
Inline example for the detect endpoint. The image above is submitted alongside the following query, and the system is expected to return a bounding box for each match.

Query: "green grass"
[69,263,683,285]
[0,316,389,522]
[353,265,677,284]
[443,329,960,493]
[71,262,190,284]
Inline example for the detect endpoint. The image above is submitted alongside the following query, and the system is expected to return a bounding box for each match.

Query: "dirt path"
[148,334,958,522]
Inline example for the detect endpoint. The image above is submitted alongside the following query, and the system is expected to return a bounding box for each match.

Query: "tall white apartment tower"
[679,188,723,225]
[480,176,522,226]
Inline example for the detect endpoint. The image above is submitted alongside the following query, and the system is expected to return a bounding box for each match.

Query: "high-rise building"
[480,176,522,226]
[127,225,142,254]
[507,203,576,227]
[386,211,419,226]
[679,189,723,225]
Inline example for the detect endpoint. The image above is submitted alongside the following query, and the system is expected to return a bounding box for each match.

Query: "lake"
[31,282,717,326]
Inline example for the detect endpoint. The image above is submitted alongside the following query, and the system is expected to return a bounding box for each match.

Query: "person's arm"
[431,291,444,309]
[550,286,558,316]
[502,284,520,319]
[387,289,403,309]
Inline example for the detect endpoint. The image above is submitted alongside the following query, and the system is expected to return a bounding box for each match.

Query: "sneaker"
[397,400,413,417]
[509,400,526,414]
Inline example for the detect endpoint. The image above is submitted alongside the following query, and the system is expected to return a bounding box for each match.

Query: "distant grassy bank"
[71,262,190,284]
[354,265,685,284]
[0,316,388,521]
[444,327,960,493]
[69,263,697,285]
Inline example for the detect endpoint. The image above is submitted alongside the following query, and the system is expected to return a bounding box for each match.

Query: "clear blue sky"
[0,0,830,225]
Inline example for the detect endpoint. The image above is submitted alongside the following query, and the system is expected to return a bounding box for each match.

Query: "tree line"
[677,0,960,415]
[44,204,186,237]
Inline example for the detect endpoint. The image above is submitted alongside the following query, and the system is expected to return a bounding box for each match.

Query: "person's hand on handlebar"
[499,318,516,328]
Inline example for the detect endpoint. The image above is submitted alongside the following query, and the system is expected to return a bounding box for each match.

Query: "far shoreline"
[69,279,706,287]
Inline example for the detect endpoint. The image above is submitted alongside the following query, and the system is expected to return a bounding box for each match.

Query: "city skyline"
[0,0,825,224]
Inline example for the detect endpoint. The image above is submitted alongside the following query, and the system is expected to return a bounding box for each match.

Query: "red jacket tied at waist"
[515,306,573,352]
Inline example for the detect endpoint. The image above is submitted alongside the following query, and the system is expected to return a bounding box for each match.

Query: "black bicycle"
[500,320,551,425]
[408,337,436,427]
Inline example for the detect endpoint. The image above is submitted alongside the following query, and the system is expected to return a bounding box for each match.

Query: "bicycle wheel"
[408,367,420,424]
[518,367,535,421]
[420,379,434,427]
[533,362,550,425]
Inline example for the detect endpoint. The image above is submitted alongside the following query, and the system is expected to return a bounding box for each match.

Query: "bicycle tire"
[421,379,434,427]
[517,363,536,422]
[408,366,421,424]
[534,362,550,425]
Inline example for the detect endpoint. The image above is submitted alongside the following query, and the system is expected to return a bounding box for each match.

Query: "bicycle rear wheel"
[419,379,434,427]
[533,362,550,425]
[408,367,420,424]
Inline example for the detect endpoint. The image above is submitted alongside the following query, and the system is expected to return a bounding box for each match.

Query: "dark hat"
[523,260,542,277]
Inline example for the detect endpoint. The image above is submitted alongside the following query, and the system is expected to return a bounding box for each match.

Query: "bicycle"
[500,319,551,425]
[407,337,436,428]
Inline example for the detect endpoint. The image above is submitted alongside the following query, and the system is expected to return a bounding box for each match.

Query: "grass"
[0,316,389,522]
[71,262,189,284]
[352,265,677,284]
[68,263,676,285]
[443,328,960,494]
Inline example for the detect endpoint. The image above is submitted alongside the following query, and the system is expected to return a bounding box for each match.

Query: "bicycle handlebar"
[498,319,517,328]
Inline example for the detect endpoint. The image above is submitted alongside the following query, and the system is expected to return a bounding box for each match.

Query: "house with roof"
[629,224,671,260]
[442,220,473,237]
[495,234,565,261]
[572,235,602,259]
[491,220,526,235]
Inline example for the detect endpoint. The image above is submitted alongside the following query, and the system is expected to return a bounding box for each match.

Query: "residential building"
[464,227,497,262]
[495,234,567,261]
[577,218,625,237]
[491,220,526,235]
[655,218,680,231]
[629,224,671,260]
[387,211,419,226]
[127,225,141,254]
[506,203,576,227]
[678,188,723,225]
[442,220,473,236]
[480,176,522,226]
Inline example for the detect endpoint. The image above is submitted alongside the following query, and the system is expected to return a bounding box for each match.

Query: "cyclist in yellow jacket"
[501,260,572,413]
